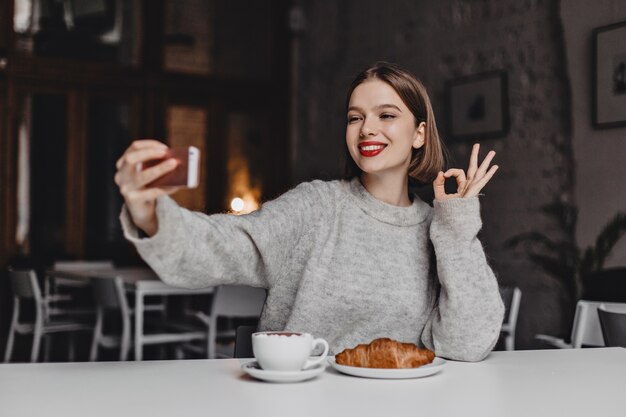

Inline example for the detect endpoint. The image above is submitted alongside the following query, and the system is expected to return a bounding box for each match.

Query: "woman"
[115,62,504,361]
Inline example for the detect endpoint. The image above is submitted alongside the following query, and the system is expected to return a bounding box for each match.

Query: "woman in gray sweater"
[116,62,504,361]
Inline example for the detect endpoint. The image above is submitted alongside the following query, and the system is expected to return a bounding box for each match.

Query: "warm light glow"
[229,193,260,215]
[230,197,245,212]
[226,114,262,215]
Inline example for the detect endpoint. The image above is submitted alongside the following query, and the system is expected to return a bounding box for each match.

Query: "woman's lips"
[358,141,387,157]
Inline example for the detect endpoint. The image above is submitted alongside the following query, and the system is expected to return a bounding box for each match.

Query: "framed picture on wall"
[445,71,510,141]
[593,20,626,129]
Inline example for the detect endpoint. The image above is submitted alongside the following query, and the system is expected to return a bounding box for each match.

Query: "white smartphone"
[141,146,200,188]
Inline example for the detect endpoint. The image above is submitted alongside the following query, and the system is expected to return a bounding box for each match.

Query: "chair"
[207,286,266,359]
[182,285,266,359]
[234,325,257,358]
[90,276,207,361]
[90,276,133,361]
[4,269,92,363]
[45,260,115,318]
[536,300,626,348]
[597,305,626,347]
[52,260,115,271]
[499,286,522,350]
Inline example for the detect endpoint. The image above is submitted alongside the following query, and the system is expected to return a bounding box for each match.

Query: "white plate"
[328,357,446,379]
[241,361,326,383]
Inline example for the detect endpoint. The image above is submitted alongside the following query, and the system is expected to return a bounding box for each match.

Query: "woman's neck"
[360,172,411,207]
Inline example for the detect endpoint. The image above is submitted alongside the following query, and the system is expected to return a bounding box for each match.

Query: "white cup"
[251,331,329,372]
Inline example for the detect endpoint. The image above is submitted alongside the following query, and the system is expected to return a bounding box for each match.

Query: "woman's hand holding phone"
[114,140,183,237]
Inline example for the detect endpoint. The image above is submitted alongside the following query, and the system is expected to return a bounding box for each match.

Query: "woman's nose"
[360,118,378,137]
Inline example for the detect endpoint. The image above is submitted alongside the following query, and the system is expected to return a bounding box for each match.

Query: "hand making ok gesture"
[433,143,499,201]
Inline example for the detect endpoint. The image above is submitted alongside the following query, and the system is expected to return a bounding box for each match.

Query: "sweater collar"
[347,177,430,226]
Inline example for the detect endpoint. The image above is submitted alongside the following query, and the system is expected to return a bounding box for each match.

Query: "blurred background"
[0,0,625,358]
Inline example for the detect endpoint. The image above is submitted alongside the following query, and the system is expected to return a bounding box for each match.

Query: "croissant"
[335,338,435,368]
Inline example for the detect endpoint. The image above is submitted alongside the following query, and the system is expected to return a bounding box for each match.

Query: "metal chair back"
[91,276,128,311]
[5,268,90,363]
[499,286,521,350]
[206,285,266,358]
[211,285,267,318]
[234,325,256,358]
[9,269,42,301]
[570,300,626,347]
[53,260,114,271]
[89,276,132,361]
[598,305,626,347]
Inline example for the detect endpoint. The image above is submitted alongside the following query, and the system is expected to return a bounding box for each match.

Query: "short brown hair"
[344,62,447,183]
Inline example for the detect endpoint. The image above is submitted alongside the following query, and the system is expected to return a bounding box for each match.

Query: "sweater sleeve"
[120,181,325,290]
[420,196,504,362]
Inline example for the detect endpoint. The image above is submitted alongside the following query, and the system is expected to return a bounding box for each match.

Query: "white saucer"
[328,357,446,379]
[241,361,326,383]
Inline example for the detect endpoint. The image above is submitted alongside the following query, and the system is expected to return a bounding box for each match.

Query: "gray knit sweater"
[121,177,504,361]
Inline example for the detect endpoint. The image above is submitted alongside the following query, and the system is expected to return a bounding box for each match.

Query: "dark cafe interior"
[0,0,625,415]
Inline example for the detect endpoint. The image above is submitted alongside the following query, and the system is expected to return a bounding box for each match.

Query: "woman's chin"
[357,166,380,176]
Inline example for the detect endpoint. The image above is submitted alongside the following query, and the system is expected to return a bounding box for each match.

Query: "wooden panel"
[1,84,18,264]
[130,94,142,140]
[142,0,164,71]
[83,96,135,260]
[0,86,9,263]
[224,113,264,214]
[204,103,227,214]
[64,92,88,257]
[267,0,291,197]
[0,0,11,51]
[166,105,207,211]
[9,56,147,91]
[163,0,213,75]
[0,0,291,263]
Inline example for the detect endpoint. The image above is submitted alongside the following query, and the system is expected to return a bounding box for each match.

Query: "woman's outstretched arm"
[120,181,326,290]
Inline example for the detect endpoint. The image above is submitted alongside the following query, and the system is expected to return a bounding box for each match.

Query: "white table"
[47,267,214,360]
[0,348,624,417]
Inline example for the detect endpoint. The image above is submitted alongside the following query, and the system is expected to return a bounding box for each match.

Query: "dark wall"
[293,0,577,348]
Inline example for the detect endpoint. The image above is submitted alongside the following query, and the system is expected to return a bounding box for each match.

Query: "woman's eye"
[380,113,396,120]
[347,116,361,123]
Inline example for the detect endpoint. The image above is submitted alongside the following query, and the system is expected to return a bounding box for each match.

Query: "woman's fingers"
[476,150,496,178]
[135,158,179,188]
[477,164,499,187]
[114,140,171,194]
[434,169,468,200]
[116,140,167,169]
[467,143,480,180]
[129,139,169,151]
[432,171,448,200]
[115,140,171,235]
[116,146,168,170]
[437,144,499,199]
[123,186,176,204]
[464,165,499,197]
[444,168,467,194]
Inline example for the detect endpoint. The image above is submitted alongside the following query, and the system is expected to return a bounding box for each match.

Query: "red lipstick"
[358,141,387,157]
